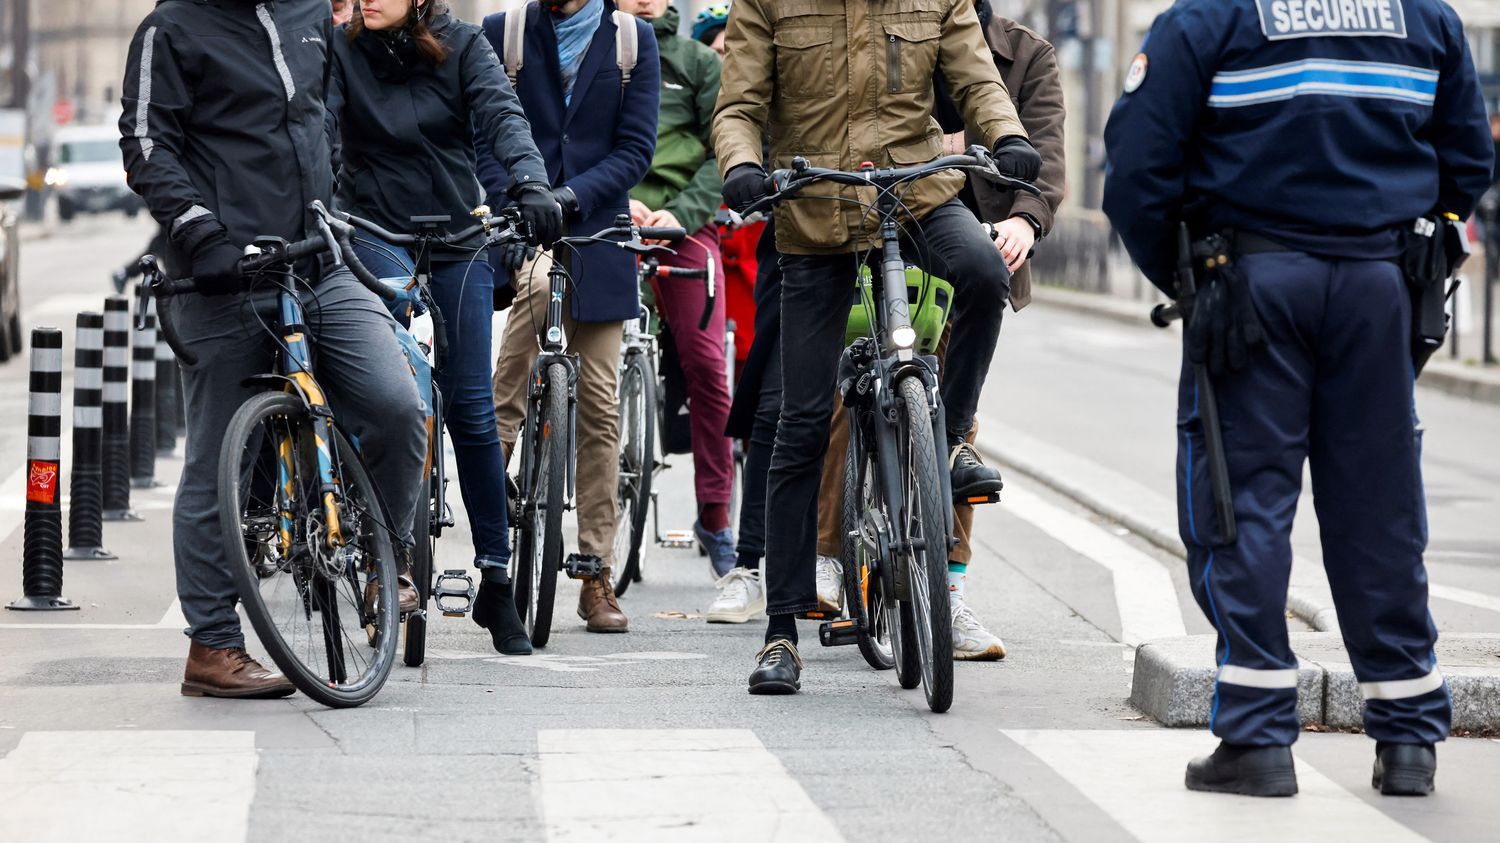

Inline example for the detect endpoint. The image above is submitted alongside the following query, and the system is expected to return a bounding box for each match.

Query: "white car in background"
[46,125,142,223]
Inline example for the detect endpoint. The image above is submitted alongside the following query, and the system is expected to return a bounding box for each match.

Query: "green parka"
[629,6,724,233]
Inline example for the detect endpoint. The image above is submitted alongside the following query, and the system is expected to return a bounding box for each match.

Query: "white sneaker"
[706,568,766,624]
[951,601,1006,661]
[815,555,843,613]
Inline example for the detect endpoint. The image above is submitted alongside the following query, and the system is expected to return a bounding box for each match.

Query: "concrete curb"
[971,423,1340,633]
[1131,632,1500,732]
[1031,283,1500,407]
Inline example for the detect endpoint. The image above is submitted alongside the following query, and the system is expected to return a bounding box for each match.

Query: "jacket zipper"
[887,34,900,93]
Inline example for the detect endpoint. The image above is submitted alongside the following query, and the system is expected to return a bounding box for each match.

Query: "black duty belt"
[1232,232,1294,256]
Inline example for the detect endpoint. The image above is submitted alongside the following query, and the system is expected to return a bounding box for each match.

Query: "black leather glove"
[991,135,1042,183]
[497,239,534,274]
[188,229,245,297]
[1187,263,1265,378]
[722,164,769,215]
[513,183,564,249]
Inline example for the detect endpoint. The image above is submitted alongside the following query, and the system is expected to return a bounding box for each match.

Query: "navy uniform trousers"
[1178,249,1449,747]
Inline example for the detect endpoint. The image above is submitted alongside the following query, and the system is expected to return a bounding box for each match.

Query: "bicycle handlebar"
[341,207,526,251]
[138,201,394,366]
[638,226,687,242]
[741,148,1041,217]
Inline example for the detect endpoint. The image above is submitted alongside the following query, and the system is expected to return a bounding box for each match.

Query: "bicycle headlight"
[891,325,917,350]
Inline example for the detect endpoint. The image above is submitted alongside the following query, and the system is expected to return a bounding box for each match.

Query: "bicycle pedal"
[659,530,695,549]
[433,569,475,617]
[800,610,834,621]
[818,618,862,647]
[564,554,604,580]
[957,490,1002,506]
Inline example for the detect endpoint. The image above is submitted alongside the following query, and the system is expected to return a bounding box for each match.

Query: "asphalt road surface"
[0,217,1496,842]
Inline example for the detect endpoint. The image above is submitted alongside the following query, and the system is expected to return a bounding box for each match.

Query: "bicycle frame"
[273,281,349,553]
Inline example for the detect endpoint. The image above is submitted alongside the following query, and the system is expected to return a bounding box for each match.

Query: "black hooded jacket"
[120,0,336,255]
[328,12,549,246]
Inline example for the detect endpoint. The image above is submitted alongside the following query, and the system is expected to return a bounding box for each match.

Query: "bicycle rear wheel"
[612,351,654,595]
[516,362,567,648]
[896,375,954,713]
[842,423,895,672]
[222,391,399,708]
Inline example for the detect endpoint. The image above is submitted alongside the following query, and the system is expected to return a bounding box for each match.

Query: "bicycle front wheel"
[612,351,654,595]
[896,375,954,713]
[516,362,568,648]
[222,391,399,708]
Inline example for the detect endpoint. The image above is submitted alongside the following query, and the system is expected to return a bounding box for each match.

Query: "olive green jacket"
[711,0,1027,255]
[629,7,724,233]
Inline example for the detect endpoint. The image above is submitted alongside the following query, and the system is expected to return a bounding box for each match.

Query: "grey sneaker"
[706,568,766,624]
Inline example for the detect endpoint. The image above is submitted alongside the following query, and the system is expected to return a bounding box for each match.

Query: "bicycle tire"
[222,391,398,708]
[612,352,655,596]
[403,389,441,668]
[842,425,895,672]
[524,362,568,648]
[896,375,954,713]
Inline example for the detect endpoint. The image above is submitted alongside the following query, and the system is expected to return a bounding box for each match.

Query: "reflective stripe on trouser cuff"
[1361,668,1444,701]
[1218,665,1299,689]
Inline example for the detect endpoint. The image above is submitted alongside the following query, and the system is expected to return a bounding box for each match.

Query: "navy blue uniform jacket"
[1101,0,1493,293]
[476,2,660,323]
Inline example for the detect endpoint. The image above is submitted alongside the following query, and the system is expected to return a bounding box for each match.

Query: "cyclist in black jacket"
[120,0,427,700]
[329,0,562,656]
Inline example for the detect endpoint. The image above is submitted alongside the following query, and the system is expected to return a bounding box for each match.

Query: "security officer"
[1102,0,1492,798]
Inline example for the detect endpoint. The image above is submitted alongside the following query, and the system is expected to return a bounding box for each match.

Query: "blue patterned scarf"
[553,0,604,105]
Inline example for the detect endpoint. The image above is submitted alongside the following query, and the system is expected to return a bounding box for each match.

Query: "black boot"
[949,443,1003,501]
[748,638,803,695]
[1185,742,1298,797]
[1373,742,1435,796]
[472,580,532,656]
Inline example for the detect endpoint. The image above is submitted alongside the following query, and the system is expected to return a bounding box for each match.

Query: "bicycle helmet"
[692,3,731,46]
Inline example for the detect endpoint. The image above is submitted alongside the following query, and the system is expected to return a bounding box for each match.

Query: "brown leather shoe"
[577,569,628,633]
[181,641,295,699]
[364,573,420,617]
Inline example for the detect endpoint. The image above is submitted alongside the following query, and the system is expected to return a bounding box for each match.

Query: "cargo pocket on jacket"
[882,21,940,94]
[773,25,835,99]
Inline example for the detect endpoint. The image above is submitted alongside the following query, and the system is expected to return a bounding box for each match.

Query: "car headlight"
[44,167,69,188]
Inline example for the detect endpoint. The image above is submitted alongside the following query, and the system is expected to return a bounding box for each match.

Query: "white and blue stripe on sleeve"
[1207,58,1438,108]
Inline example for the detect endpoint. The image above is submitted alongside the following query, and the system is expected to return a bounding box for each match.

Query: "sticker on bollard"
[65,312,116,561]
[101,296,141,521]
[9,327,78,611]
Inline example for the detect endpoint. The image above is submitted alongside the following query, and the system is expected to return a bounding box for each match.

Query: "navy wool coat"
[477,1,660,323]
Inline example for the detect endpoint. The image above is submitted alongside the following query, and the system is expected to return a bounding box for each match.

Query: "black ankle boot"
[473,580,532,656]
[1373,742,1436,796]
[1185,741,1298,796]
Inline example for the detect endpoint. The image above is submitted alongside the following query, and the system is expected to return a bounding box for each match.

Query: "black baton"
[1151,224,1238,547]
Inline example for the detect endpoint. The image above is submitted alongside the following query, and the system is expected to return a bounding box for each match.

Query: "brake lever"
[133,256,161,332]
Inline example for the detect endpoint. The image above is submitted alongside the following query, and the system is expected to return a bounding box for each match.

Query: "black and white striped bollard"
[64,312,115,561]
[129,294,158,489]
[102,295,140,521]
[153,304,179,455]
[8,328,77,611]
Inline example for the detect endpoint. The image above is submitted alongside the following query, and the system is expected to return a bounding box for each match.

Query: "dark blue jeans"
[354,238,510,568]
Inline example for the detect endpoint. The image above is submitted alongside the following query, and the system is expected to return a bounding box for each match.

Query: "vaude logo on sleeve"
[1255,0,1407,41]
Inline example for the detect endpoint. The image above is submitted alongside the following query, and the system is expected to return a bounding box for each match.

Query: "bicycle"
[138,200,407,708]
[611,255,715,596]
[741,150,1039,713]
[513,216,683,647]
[341,206,525,667]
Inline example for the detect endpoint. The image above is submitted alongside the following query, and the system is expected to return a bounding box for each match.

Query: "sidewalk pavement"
[1031,278,1500,406]
[974,289,1500,732]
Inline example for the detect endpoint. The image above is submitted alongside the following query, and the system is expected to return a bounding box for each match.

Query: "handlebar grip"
[638,226,687,242]
[658,266,709,279]
[338,233,396,301]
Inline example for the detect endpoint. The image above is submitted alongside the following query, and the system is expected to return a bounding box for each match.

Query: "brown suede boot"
[577,569,628,633]
[181,641,295,699]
